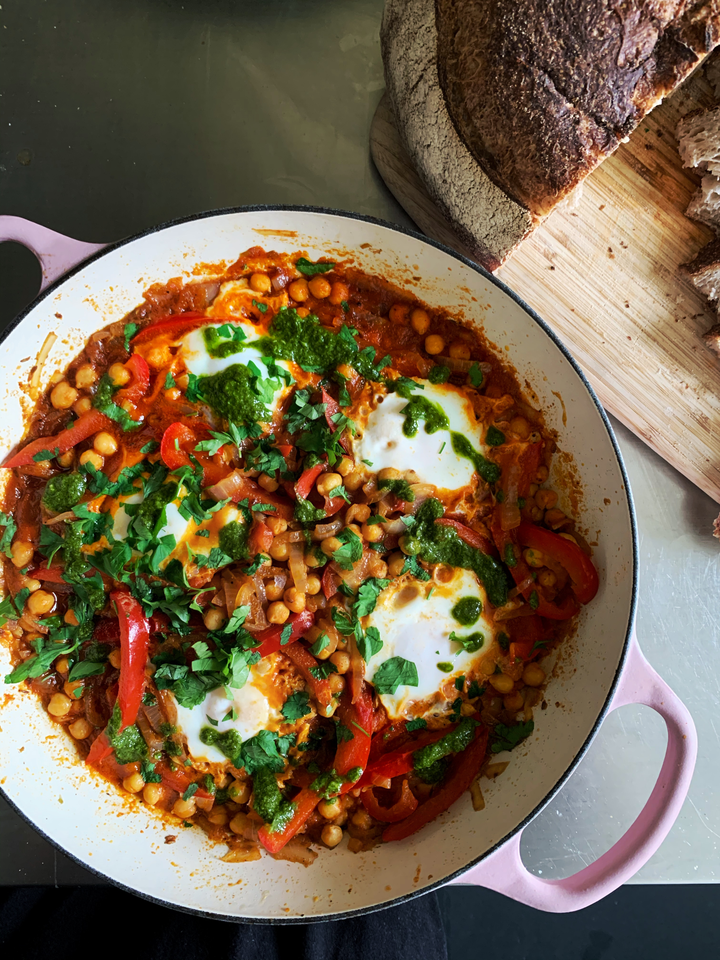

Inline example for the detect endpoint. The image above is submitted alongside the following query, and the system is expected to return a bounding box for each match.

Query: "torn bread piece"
[676,107,720,176]
[686,174,720,230]
[681,237,720,300]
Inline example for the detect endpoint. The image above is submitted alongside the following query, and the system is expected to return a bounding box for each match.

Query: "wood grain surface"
[371,70,720,503]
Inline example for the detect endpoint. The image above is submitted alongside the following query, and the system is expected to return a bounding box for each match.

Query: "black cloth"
[0,885,448,960]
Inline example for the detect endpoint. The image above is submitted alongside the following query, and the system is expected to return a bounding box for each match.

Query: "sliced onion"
[381,517,407,536]
[272,836,318,865]
[156,689,178,726]
[273,529,307,544]
[141,699,168,735]
[311,517,343,540]
[436,356,492,376]
[29,332,57,401]
[136,709,165,756]
[221,841,262,863]
[207,469,246,501]
[363,480,388,504]
[288,541,308,594]
[253,571,267,608]
[44,510,77,525]
[499,462,522,531]
[508,575,534,599]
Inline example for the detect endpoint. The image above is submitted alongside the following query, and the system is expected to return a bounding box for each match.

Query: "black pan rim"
[0,203,639,924]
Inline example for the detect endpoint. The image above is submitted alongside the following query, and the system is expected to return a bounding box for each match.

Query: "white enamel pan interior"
[0,208,692,920]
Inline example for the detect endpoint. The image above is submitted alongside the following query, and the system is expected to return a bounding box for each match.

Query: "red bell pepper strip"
[160,421,201,471]
[85,730,138,781]
[321,387,350,452]
[130,312,208,345]
[382,726,489,842]
[249,519,274,557]
[322,496,346,517]
[357,729,448,788]
[226,475,294,520]
[282,641,333,709]
[115,354,150,405]
[111,590,150,731]
[506,614,545,662]
[435,518,494,555]
[85,731,114,767]
[517,521,599,606]
[295,463,325,500]
[322,565,339,600]
[93,612,169,642]
[361,779,419,823]
[3,410,112,469]
[257,785,323,855]
[252,609,314,659]
[157,762,213,800]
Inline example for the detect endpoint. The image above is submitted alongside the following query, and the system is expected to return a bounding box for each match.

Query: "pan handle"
[0,216,106,291]
[448,631,697,912]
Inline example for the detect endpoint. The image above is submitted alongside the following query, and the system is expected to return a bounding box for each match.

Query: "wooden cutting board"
[370,67,720,504]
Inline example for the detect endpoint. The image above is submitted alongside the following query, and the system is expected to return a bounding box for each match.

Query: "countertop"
[1,0,719,886]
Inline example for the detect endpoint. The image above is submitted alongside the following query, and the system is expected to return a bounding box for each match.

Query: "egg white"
[351,380,488,492]
[364,567,497,720]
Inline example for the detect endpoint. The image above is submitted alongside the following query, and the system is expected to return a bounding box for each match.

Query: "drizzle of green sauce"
[202,326,247,360]
[437,662,454,673]
[451,432,501,484]
[451,596,482,626]
[43,472,86,513]
[400,395,449,438]
[200,726,243,766]
[198,363,272,423]
[219,520,249,561]
[405,498,507,607]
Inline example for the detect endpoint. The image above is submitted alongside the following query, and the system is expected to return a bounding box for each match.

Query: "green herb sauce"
[252,767,284,823]
[400,395,449,438]
[198,363,273,424]
[202,326,246,360]
[451,596,482,626]
[43,472,86,513]
[406,498,507,607]
[450,433,501,484]
[199,726,243,766]
[413,716,478,781]
[218,520,249,561]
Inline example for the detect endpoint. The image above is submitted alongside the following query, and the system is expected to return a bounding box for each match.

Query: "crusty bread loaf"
[677,107,720,175]
[382,0,720,270]
[686,174,720,229]
[681,237,720,300]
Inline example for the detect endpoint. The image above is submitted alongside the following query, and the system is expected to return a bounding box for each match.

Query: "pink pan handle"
[450,631,697,912]
[0,216,106,291]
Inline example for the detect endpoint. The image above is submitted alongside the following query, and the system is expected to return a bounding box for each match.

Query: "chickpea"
[367,556,387,578]
[305,549,325,568]
[74,364,97,389]
[504,691,525,713]
[448,341,471,360]
[68,718,92,739]
[377,467,401,482]
[535,465,549,483]
[460,702,476,717]
[109,648,122,669]
[346,504,370,525]
[410,308,430,335]
[489,673,514,695]
[284,587,306,613]
[146,346,171,369]
[173,798,196,819]
[530,506,543,523]
[318,798,342,819]
[316,472,342,498]
[538,569,557,588]
[143,783,163,806]
[522,663,546,687]
[228,780,251,804]
[361,521,383,543]
[535,489,558,510]
[343,470,364,492]
[63,679,85,700]
[528,483,539,497]
[207,808,229,826]
[10,540,34,569]
[108,362,131,386]
[50,381,78,410]
[269,540,290,562]
[25,579,41,593]
[266,516,287,535]
[79,450,104,471]
[544,508,567,528]
[510,417,531,440]
[267,601,290,624]
[321,824,343,848]
[288,278,309,302]
[55,657,70,677]
[296,307,310,318]
[523,548,545,568]
[388,552,406,577]
[229,812,252,836]
[258,473,279,493]
[481,659,498,676]
[329,281,350,306]
[64,609,79,626]
[308,276,332,299]
[321,536,342,557]
[27,589,55,616]
[165,387,181,402]
[306,574,321,596]
[249,272,272,294]
[73,397,92,416]
[123,773,145,794]
[93,432,118,457]
[203,607,226,631]
[56,450,74,468]
[329,651,351,674]
[47,693,72,717]
[344,523,362,540]
[424,334,445,355]
[389,303,410,324]
[328,673,345,696]
[351,808,373,830]
[265,580,285,601]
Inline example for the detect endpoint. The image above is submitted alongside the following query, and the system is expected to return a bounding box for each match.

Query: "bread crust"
[436,0,720,218]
